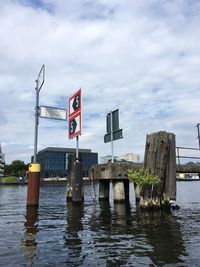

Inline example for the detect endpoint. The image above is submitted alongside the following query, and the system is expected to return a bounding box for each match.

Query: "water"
[0,182,200,267]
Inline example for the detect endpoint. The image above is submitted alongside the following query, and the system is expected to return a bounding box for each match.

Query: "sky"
[1,0,200,164]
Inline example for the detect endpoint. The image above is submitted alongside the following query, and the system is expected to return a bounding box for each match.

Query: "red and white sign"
[68,89,82,118]
[68,89,82,139]
[68,111,82,139]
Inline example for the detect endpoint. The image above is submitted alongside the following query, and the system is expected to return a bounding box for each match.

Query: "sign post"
[34,64,45,163]
[68,89,83,203]
[110,111,114,163]
[104,109,123,163]
[27,64,45,207]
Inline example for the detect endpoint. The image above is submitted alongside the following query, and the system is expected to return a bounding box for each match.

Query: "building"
[100,153,140,164]
[100,155,120,163]
[120,153,140,163]
[0,143,5,178]
[34,147,98,179]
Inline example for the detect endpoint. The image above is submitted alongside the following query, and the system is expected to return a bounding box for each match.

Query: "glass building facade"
[35,147,98,179]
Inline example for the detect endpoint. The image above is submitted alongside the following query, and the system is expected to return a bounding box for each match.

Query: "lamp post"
[27,64,45,207]
[33,64,45,163]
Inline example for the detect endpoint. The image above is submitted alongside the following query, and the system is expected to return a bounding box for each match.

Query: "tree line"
[4,160,29,177]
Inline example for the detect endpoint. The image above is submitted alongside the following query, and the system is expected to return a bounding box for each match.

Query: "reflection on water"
[22,206,39,266]
[64,202,84,266]
[0,183,200,266]
[136,210,187,266]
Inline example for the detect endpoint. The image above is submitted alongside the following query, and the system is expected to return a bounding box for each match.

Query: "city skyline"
[1,0,200,164]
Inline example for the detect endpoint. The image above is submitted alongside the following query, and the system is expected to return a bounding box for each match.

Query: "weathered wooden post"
[137,131,176,209]
[67,159,83,202]
[66,154,74,201]
[72,160,83,202]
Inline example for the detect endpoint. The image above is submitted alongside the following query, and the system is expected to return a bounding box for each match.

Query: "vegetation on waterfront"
[127,167,160,189]
[4,160,28,177]
[2,176,17,183]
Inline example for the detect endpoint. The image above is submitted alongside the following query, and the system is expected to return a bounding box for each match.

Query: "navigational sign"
[68,89,82,118]
[68,111,81,139]
[40,106,67,120]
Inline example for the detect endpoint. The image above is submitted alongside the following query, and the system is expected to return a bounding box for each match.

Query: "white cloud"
[0,0,200,164]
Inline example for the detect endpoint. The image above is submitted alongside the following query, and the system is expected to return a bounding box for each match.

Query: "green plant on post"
[127,167,160,197]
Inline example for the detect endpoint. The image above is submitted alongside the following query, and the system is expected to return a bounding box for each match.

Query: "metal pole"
[196,123,200,150]
[33,80,39,163]
[110,111,114,163]
[76,135,79,160]
[177,147,180,165]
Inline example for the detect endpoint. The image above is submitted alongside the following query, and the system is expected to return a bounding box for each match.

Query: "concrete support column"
[72,161,83,202]
[113,180,125,202]
[124,180,129,201]
[99,180,109,201]
[27,163,40,206]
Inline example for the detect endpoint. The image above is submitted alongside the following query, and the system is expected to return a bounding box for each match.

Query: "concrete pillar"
[27,163,40,206]
[72,161,83,202]
[99,180,109,201]
[113,180,125,202]
[124,180,129,201]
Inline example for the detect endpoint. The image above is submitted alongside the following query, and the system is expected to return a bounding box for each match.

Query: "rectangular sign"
[68,111,82,139]
[106,109,119,133]
[68,89,82,118]
[38,64,45,92]
[104,129,123,143]
[39,106,67,120]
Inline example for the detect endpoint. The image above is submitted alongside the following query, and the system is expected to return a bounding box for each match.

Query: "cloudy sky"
[1,0,200,164]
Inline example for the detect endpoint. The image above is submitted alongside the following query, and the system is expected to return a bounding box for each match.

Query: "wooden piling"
[72,160,83,202]
[136,131,176,209]
[27,163,40,206]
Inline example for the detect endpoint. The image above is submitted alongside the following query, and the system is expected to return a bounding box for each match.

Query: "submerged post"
[72,160,83,202]
[27,164,41,206]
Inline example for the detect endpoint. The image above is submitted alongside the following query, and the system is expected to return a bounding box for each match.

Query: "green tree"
[4,160,27,177]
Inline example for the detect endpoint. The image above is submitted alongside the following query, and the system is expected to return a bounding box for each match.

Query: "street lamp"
[33,64,45,163]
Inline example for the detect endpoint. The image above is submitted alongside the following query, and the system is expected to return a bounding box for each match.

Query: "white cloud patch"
[0,0,200,163]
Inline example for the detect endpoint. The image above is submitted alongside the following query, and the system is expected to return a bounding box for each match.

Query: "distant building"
[120,153,140,163]
[33,147,98,179]
[100,155,120,163]
[101,153,140,164]
[0,143,5,178]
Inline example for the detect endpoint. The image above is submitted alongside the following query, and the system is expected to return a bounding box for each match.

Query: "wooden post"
[66,154,75,202]
[136,131,176,209]
[72,160,83,202]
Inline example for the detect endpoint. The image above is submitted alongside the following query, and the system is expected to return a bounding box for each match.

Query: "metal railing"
[176,146,200,165]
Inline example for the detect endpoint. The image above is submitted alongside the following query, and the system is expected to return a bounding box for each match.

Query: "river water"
[0,182,200,267]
